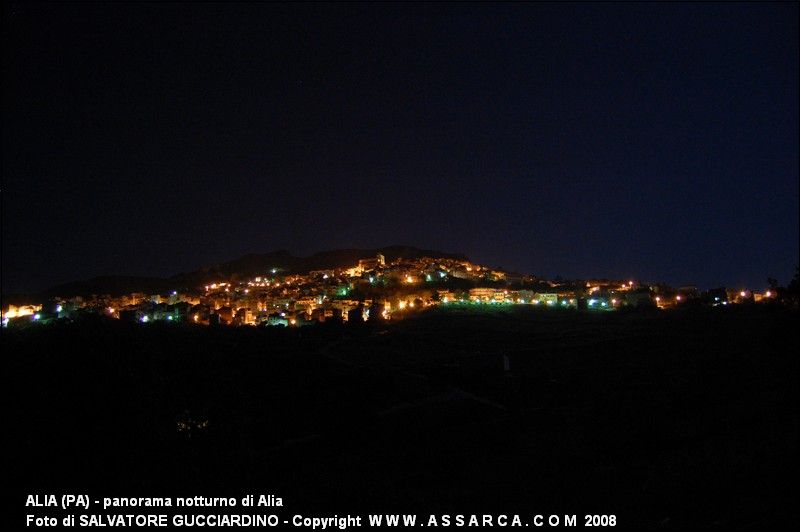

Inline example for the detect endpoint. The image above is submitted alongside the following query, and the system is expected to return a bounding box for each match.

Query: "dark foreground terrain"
[7,306,798,528]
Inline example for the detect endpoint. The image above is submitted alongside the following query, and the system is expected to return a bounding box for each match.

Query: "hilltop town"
[2,249,785,328]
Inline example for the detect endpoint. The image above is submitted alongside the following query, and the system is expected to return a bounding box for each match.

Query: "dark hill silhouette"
[40,275,175,299]
[41,246,469,298]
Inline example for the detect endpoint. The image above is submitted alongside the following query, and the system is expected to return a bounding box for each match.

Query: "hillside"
[41,246,469,298]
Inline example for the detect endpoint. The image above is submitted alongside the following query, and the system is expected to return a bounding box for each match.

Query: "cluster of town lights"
[3,252,782,328]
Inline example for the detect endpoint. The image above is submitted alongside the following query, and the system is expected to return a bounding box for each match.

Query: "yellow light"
[655,297,660,302]
[108,308,115,313]
[194,314,199,322]
[399,301,407,310]
[740,291,746,297]
[409,302,415,308]
[290,319,296,325]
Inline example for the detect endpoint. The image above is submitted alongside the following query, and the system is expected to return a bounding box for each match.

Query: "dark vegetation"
[7,306,798,528]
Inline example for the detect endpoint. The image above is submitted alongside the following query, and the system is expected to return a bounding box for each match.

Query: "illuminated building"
[469,288,496,302]
[358,253,385,271]
[535,293,558,305]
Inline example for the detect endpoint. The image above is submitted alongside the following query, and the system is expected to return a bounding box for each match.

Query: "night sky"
[3,2,798,294]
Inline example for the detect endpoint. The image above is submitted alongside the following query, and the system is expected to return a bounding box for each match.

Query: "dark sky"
[3,2,798,293]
